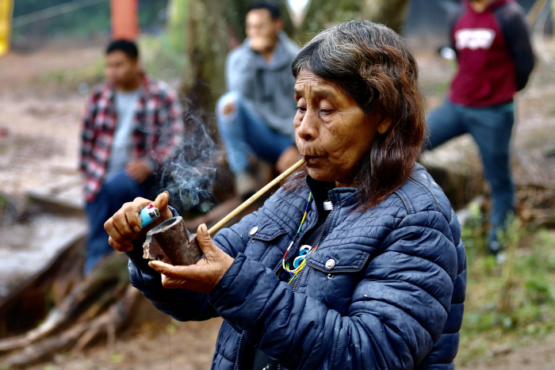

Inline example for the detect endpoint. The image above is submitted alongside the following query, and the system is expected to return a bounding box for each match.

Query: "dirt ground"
[0,42,96,205]
[24,315,225,370]
[1,41,555,369]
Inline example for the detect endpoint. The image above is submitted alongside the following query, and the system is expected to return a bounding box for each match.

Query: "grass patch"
[35,33,189,92]
[36,57,105,88]
[456,208,555,367]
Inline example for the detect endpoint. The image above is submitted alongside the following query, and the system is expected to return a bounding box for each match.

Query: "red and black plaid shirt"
[79,75,184,202]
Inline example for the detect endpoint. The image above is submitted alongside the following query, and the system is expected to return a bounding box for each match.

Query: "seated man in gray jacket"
[217,2,300,198]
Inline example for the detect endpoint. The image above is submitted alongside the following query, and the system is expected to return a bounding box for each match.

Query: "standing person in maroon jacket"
[425,0,535,254]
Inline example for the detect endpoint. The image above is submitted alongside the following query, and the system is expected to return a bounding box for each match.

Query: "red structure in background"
[111,0,139,40]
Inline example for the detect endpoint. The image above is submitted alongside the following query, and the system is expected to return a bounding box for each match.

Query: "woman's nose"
[296,111,318,142]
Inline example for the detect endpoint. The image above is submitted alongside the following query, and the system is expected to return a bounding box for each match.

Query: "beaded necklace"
[281,192,322,284]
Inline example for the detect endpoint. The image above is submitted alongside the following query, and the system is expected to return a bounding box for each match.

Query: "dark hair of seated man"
[246,1,281,20]
[106,39,139,60]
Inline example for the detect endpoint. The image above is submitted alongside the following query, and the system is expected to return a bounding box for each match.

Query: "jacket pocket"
[247,217,287,242]
[306,248,370,274]
[244,218,289,263]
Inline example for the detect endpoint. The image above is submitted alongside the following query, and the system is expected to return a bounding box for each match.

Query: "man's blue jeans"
[84,171,145,275]
[216,92,294,174]
[425,99,515,250]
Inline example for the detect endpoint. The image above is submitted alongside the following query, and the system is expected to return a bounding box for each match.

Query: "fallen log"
[1,286,140,369]
[0,232,86,339]
[0,253,129,352]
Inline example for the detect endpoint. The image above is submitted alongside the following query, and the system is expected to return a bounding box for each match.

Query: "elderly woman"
[105,21,466,370]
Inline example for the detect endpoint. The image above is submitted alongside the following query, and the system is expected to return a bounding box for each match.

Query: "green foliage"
[457,212,555,366]
[12,1,111,38]
[432,81,450,99]
[109,353,124,363]
[34,32,188,89]
[524,278,552,304]
[37,56,104,87]
[166,319,180,335]
[138,33,189,83]
[12,0,168,39]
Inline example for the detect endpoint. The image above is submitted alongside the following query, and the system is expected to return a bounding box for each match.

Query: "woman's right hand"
[104,191,173,252]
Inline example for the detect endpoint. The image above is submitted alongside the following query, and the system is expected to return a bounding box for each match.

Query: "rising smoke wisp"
[155,104,219,213]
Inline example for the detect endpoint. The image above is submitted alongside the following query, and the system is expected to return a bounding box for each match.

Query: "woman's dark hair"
[106,39,139,60]
[288,20,425,209]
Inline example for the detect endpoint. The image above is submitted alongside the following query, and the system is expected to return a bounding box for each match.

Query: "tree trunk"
[360,0,411,35]
[294,0,410,44]
[169,0,411,116]
[168,0,293,120]
[294,0,363,45]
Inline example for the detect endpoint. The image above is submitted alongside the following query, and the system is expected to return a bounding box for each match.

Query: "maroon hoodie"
[448,0,535,107]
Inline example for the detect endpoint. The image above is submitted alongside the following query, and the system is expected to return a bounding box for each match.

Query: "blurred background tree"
[169,0,411,122]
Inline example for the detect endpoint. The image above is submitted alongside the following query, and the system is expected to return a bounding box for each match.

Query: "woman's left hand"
[148,224,234,294]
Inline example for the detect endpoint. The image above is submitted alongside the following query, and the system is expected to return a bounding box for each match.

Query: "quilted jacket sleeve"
[126,212,258,322]
[209,210,459,370]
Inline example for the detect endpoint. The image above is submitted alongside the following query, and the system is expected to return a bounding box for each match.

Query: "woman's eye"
[320,109,333,115]
[296,106,307,113]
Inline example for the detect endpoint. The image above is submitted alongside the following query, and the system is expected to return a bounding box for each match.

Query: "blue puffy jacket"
[127,164,466,370]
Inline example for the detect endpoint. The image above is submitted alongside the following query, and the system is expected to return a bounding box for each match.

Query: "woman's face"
[294,69,389,188]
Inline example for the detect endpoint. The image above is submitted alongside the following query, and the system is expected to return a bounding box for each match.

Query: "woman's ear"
[369,104,392,135]
[377,117,392,134]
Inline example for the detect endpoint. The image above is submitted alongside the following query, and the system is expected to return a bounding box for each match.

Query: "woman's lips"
[304,155,322,165]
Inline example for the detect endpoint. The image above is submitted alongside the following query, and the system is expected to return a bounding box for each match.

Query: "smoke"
[155,104,219,213]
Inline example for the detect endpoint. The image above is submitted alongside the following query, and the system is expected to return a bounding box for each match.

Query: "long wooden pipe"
[207,157,306,235]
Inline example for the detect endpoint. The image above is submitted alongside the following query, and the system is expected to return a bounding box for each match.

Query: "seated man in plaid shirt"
[79,40,184,274]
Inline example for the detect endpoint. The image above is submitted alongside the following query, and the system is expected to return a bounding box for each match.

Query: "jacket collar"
[305,176,358,210]
[303,163,424,211]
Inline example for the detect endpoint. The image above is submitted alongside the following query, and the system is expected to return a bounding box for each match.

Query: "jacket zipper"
[276,210,333,370]
[291,212,332,292]
[234,200,335,370]
[234,332,244,370]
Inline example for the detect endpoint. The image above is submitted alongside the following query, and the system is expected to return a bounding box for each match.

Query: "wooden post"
[0,0,13,56]
[110,0,139,40]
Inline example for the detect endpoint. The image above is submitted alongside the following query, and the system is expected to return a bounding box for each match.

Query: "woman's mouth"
[304,155,322,165]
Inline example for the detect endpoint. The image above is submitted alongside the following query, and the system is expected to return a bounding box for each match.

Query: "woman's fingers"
[105,197,152,249]
[108,236,133,252]
[160,274,183,289]
[113,204,136,236]
[125,208,141,234]
[149,260,206,291]
[153,191,173,220]
[125,199,150,233]
[105,218,130,244]
[148,225,235,294]
[104,192,175,256]
[149,260,180,276]
[196,224,217,257]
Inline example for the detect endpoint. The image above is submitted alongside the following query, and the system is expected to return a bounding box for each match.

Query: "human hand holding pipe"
[138,158,307,293]
[106,158,305,291]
